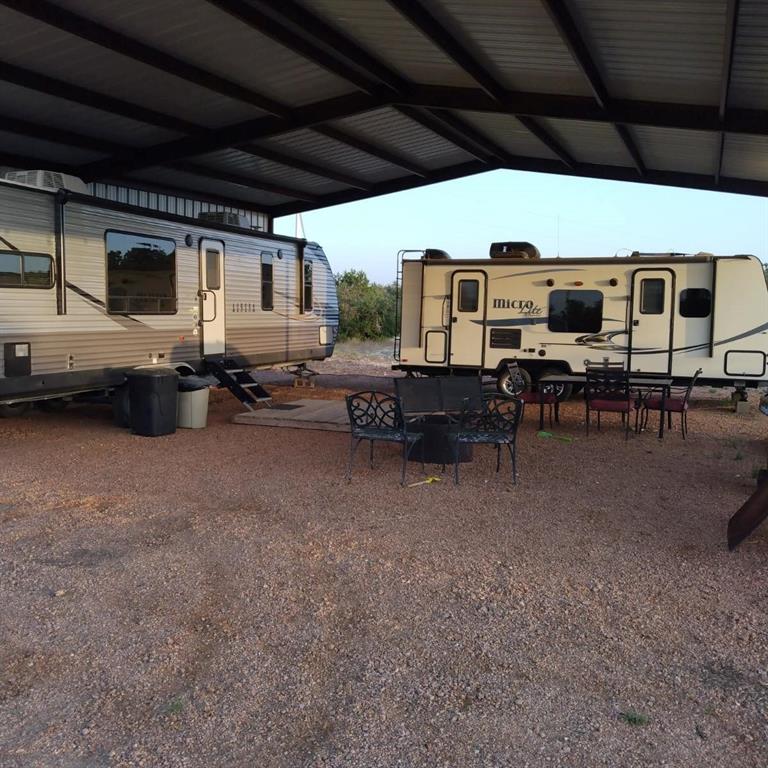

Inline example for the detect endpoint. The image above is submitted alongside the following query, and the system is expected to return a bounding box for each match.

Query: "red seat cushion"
[588,398,631,412]
[645,396,686,412]
[519,392,557,404]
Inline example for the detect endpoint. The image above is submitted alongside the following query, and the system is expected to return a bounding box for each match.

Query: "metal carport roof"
[1,0,766,224]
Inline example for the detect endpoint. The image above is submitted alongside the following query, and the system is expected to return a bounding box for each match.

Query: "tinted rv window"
[261,252,274,310]
[548,290,603,333]
[303,260,313,311]
[640,278,665,314]
[457,280,479,312]
[106,232,176,314]
[205,249,221,290]
[680,288,711,318]
[0,251,54,288]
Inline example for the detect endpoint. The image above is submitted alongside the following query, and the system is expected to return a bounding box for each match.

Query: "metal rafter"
[0,0,288,116]
[386,0,575,168]
[79,92,383,180]
[170,162,320,203]
[0,0,419,182]
[540,0,645,174]
[716,0,741,185]
[0,115,123,155]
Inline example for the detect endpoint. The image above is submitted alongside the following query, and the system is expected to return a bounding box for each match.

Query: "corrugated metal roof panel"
[0,5,264,128]
[56,0,353,107]
[296,0,475,87]
[259,131,408,183]
[452,111,560,160]
[0,81,180,147]
[721,134,768,181]
[128,167,293,207]
[629,126,719,174]
[0,130,103,165]
[332,107,475,170]
[429,0,591,95]
[194,149,347,194]
[729,0,768,110]
[570,0,727,105]
[538,118,633,166]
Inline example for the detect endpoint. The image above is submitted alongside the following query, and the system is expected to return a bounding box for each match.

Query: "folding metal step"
[204,359,271,409]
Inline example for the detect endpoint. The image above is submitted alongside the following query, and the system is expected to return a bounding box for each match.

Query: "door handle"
[632,319,639,326]
[452,317,458,323]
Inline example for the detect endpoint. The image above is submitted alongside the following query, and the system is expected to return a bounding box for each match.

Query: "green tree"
[335,270,398,340]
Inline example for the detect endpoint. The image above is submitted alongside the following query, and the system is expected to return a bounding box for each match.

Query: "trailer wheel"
[497,365,531,396]
[540,367,573,401]
[0,402,31,418]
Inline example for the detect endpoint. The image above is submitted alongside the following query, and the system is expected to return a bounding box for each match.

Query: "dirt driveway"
[1,383,766,767]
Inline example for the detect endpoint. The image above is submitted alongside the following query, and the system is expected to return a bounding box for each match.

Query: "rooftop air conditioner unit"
[3,169,89,195]
[197,211,252,229]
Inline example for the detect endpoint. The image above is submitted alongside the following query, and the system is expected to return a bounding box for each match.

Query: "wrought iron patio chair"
[640,368,701,439]
[584,369,636,439]
[345,391,422,485]
[452,395,524,485]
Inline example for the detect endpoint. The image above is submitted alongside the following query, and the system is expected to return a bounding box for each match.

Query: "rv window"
[680,288,711,318]
[0,251,54,289]
[457,279,479,312]
[639,278,665,314]
[105,232,176,314]
[205,249,221,290]
[261,252,274,311]
[303,260,313,311]
[548,290,603,333]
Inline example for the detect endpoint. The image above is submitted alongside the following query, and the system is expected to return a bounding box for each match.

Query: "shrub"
[335,270,397,340]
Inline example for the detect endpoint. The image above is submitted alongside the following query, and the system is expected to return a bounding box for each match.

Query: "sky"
[274,169,768,285]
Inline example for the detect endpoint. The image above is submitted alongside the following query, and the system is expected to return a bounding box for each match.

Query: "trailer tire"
[540,367,573,401]
[0,402,31,418]
[497,365,532,396]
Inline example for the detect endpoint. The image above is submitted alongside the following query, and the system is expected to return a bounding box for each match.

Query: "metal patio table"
[537,374,674,438]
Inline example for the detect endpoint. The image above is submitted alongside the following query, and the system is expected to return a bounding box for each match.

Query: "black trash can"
[126,367,178,437]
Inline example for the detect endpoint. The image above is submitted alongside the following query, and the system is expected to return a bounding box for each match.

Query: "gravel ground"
[1,370,767,767]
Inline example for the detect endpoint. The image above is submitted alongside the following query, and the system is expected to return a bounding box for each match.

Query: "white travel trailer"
[394,242,768,399]
[0,172,339,414]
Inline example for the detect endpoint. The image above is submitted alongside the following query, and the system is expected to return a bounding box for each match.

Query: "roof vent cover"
[490,241,540,259]
[424,248,451,260]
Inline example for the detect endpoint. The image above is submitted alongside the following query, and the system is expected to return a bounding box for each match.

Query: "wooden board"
[232,399,349,433]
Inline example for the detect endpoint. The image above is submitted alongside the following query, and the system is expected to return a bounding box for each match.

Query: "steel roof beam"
[0,61,201,135]
[205,0,392,95]
[0,115,123,156]
[79,92,383,180]
[237,145,372,191]
[386,0,575,168]
[0,0,289,117]
[313,126,428,177]
[540,0,645,175]
[270,156,768,217]
[170,162,320,203]
[396,106,493,162]
[396,86,768,137]
[716,0,741,185]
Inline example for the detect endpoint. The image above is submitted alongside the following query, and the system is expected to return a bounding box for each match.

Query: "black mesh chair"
[452,395,524,484]
[345,391,422,485]
[438,376,484,415]
[393,377,442,421]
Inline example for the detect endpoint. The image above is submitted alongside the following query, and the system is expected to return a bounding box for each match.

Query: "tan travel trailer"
[0,173,339,413]
[394,242,768,399]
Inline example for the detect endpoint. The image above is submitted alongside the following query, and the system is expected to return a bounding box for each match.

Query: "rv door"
[628,269,675,374]
[199,239,226,357]
[449,271,486,367]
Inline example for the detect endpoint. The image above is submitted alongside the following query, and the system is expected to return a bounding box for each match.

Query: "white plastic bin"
[177,377,210,429]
